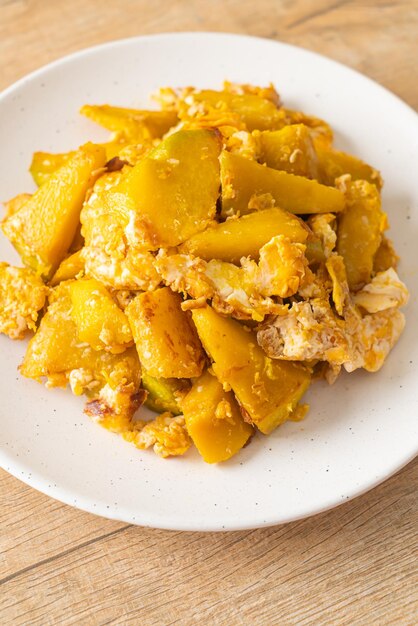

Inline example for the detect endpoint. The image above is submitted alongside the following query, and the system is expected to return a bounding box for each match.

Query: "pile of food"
[0,82,409,463]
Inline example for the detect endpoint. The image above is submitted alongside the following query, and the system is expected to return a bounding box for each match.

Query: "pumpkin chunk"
[141,371,190,415]
[69,278,133,353]
[220,151,344,218]
[126,287,205,378]
[119,129,221,248]
[192,305,310,434]
[283,108,333,147]
[21,283,141,428]
[50,250,85,286]
[181,370,253,463]
[373,235,399,273]
[2,143,106,279]
[180,207,308,263]
[80,170,161,291]
[318,146,382,189]
[258,125,319,178]
[337,179,386,290]
[3,193,32,218]
[80,104,178,140]
[30,151,74,186]
[29,142,138,186]
[179,89,286,131]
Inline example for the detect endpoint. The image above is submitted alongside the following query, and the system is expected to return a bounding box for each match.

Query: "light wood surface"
[1,1,417,624]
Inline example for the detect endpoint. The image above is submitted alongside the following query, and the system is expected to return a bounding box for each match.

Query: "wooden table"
[1,1,417,624]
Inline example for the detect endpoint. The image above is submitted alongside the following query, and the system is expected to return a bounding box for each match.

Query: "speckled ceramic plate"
[1,33,417,531]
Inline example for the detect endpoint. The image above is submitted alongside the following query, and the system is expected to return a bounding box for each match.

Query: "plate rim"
[1,31,417,531]
[2,31,418,121]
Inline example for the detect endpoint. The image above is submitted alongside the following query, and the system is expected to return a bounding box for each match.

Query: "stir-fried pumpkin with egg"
[0,80,409,464]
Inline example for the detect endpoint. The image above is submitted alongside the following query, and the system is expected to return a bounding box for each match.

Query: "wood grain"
[1,0,417,109]
[0,1,417,624]
[1,462,417,625]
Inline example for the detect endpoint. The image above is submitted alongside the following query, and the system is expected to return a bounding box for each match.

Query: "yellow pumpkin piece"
[69,224,84,253]
[141,371,190,415]
[80,171,161,291]
[2,143,106,279]
[337,179,386,291]
[373,235,399,273]
[318,146,382,189]
[223,81,281,106]
[69,278,133,354]
[191,306,311,434]
[258,125,319,178]
[179,207,308,263]
[220,151,344,218]
[283,109,333,147]
[80,104,178,140]
[30,151,74,186]
[325,254,349,316]
[126,287,205,379]
[180,89,286,131]
[305,235,326,265]
[21,283,141,427]
[119,129,221,248]
[0,263,48,340]
[50,250,85,286]
[29,142,129,187]
[3,193,32,218]
[181,370,253,463]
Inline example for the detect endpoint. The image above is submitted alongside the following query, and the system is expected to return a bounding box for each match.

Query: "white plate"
[1,33,417,531]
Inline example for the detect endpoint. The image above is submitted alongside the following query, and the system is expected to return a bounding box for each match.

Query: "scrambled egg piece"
[257,298,350,364]
[353,268,409,313]
[0,263,48,339]
[344,307,406,373]
[258,257,408,379]
[152,86,183,111]
[85,384,145,433]
[156,235,305,321]
[298,264,331,300]
[156,252,277,320]
[243,235,308,298]
[224,130,260,160]
[214,398,237,426]
[123,413,191,458]
[81,171,160,290]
